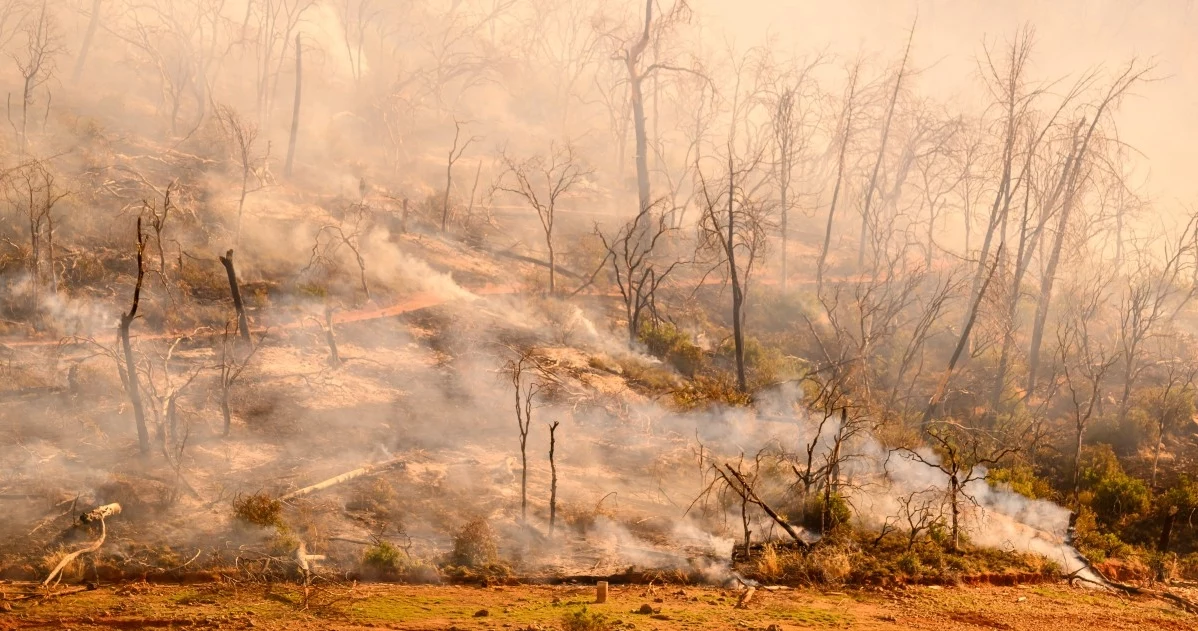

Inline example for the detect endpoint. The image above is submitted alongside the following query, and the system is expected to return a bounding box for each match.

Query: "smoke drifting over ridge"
[3,0,1193,591]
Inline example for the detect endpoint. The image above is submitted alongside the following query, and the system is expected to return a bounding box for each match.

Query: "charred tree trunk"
[548,421,559,536]
[817,75,855,292]
[284,34,302,178]
[221,386,232,437]
[324,305,341,367]
[857,26,913,270]
[219,249,251,342]
[119,218,149,455]
[727,154,747,392]
[72,0,104,83]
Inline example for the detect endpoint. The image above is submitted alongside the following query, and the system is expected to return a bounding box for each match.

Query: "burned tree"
[307,203,372,302]
[118,217,150,455]
[505,352,541,524]
[219,322,262,437]
[897,421,1022,552]
[284,33,302,178]
[441,118,479,233]
[596,202,680,345]
[11,1,61,155]
[857,22,914,270]
[215,105,268,244]
[218,249,251,342]
[816,60,861,290]
[548,420,560,536]
[5,160,68,323]
[495,143,590,294]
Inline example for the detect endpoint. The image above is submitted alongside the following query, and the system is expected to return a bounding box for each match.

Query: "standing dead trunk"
[72,0,103,82]
[726,155,747,392]
[119,218,149,455]
[548,421,559,536]
[284,33,302,178]
[922,245,1002,427]
[219,249,251,342]
[324,304,341,367]
[949,474,961,552]
[816,66,858,291]
[857,25,914,270]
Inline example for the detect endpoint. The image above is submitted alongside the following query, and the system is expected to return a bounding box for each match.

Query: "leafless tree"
[596,202,681,344]
[896,489,944,551]
[215,105,269,245]
[441,118,480,233]
[607,0,696,213]
[857,22,915,270]
[219,321,262,437]
[548,419,560,536]
[896,421,1022,552]
[495,143,590,294]
[505,351,541,524]
[117,217,150,455]
[10,1,61,156]
[1025,61,1154,394]
[765,54,822,290]
[816,60,862,290]
[5,161,67,322]
[1055,279,1120,503]
[307,203,373,302]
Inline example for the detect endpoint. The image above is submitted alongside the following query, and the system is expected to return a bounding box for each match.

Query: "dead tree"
[218,249,251,342]
[897,421,1022,552]
[548,420,560,536]
[595,203,681,345]
[71,0,103,82]
[1026,61,1153,394]
[495,144,590,294]
[118,217,150,455]
[11,1,61,155]
[897,489,943,551]
[697,149,772,392]
[215,105,267,244]
[323,304,341,367]
[5,161,68,322]
[307,204,372,301]
[441,118,479,233]
[505,353,541,523]
[1056,307,1119,504]
[284,33,302,178]
[766,56,821,290]
[716,462,810,549]
[920,245,1002,428]
[219,322,262,437]
[610,0,692,213]
[857,22,914,270]
[816,62,860,290]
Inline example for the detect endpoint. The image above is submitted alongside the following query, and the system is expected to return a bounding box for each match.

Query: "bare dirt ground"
[1,582,1192,631]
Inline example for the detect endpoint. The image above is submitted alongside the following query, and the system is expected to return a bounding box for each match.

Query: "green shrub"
[987,465,1054,500]
[561,607,612,631]
[233,493,283,528]
[639,321,706,377]
[451,518,499,568]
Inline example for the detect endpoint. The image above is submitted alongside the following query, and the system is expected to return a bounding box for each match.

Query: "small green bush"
[233,493,283,528]
[561,607,613,631]
[451,518,499,568]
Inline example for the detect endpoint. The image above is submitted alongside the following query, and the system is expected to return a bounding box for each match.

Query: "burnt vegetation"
[1,0,1198,616]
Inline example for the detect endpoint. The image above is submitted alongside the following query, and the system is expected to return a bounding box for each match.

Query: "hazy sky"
[705,0,1198,207]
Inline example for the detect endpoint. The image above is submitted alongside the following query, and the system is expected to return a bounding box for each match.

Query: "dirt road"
[0,582,1191,630]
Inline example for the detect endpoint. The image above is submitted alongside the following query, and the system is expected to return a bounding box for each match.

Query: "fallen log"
[735,586,756,609]
[80,503,121,524]
[43,512,115,587]
[279,458,406,501]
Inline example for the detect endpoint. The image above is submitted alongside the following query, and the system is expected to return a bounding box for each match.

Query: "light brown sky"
[704,0,1198,207]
